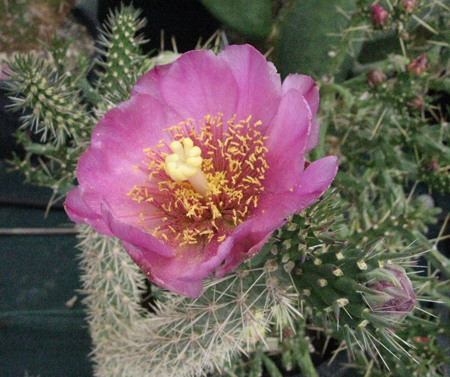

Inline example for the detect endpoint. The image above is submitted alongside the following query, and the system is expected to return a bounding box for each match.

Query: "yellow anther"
[165,137,209,195]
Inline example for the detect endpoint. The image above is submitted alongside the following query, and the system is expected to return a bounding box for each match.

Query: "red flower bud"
[402,0,418,12]
[407,95,425,111]
[427,159,439,172]
[371,4,389,27]
[407,54,427,76]
[367,69,387,88]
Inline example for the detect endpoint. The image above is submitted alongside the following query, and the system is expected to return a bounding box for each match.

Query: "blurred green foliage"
[273,0,357,79]
[200,0,274,40]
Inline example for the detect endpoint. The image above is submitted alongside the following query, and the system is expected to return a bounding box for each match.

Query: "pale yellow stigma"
[165,137,209,195]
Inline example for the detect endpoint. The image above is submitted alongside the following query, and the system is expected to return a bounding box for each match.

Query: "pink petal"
[281,74,319,115]
[304,118,320,153]
[132,49,240,122]
[264,89,312,191]
[218,44,281,128]
[102,202,174,258]
[257,156,337,218]
[76,95,177,227]
[76,139,146,223]
[91,94,178,158]
[293,156,338,207]
[131,62,171,100]
[215,216,285,278]
[281,74,321,152]
[122,237,230,297]
[65,186,113,236]
[123,241,204,297]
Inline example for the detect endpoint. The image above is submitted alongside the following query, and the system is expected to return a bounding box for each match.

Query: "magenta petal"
[132,49,240,122]
[304,118,320,153]
[281,74,319,115]
[215,217,284,278]
[258,156,338,218]
[123,241,203,297]
[102,202,174,258]
[218,44,281,127]
[75,141,140,216]
[76,94,179,227]
[258,156,338,223]
[121,239,229,297]
[281,75,321,152]
[65,187,113,236]
[131,63,171,99]
[144,238,227,277]
[264,89,312,191]
[294,156,338,206]
[92,94,179,150]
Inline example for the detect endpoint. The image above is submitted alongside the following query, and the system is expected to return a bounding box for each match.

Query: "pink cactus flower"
[370,4,389,27]
[65,44,338,297]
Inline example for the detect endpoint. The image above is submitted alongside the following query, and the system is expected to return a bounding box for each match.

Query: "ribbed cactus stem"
[297,341,319,377]
[77,228,305,376]
[77,225,148,376]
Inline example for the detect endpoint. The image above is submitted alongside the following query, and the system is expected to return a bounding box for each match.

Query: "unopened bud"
[407,54,427,76]
[407,95,425,111]
[364,265,416,323]
[371,4,389,27]
[402,0,418,13]
[367,69,387,88]
[426,158,439,172]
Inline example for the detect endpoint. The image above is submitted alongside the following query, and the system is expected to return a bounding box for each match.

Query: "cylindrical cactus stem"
[291,248,417,332]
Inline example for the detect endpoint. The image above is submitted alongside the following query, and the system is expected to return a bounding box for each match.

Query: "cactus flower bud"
[370,4,389,27]
[402,0,418,12]
[363,265,416,324]
[407,54,427,76]
[367,69,387,88]
[407,94,425,111]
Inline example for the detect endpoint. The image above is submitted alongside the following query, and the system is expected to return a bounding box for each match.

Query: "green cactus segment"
[95,5,150,107]
[7,47,93,146]
[77,223,301,376]
[77,225,150,377]
[6,50,95,199]
[266,193,425,364]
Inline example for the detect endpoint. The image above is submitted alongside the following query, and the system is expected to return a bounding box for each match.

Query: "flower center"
[164,138,209,195]
[128,114,269,249]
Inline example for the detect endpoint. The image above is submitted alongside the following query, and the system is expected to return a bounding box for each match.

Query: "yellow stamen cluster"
[128,114,269,251]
